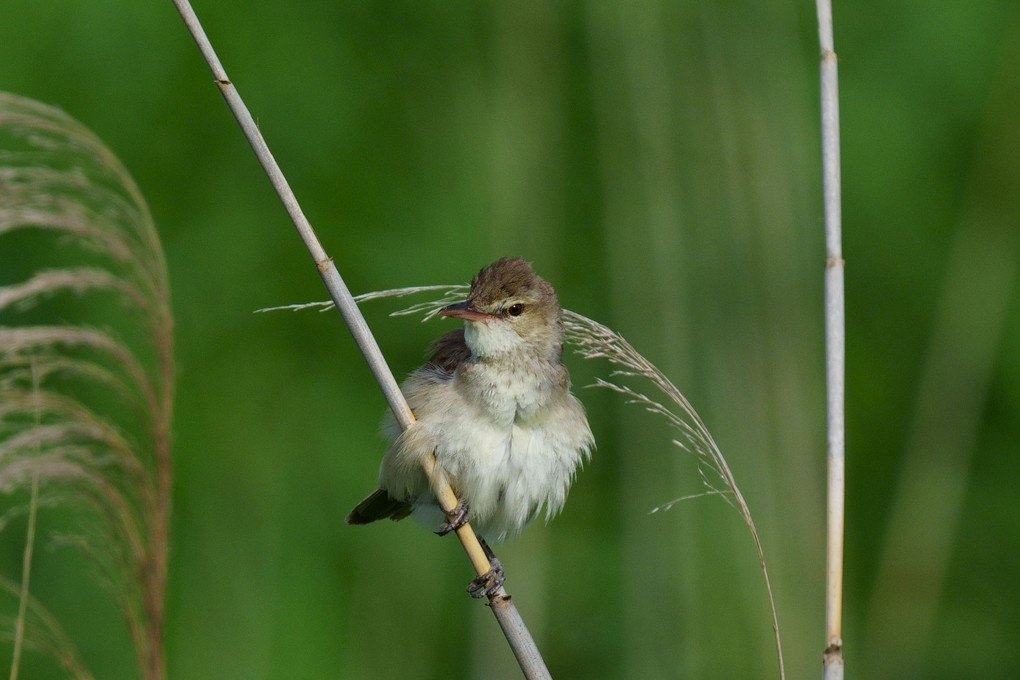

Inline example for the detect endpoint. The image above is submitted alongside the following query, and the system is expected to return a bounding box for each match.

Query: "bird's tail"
[345,488,413,524]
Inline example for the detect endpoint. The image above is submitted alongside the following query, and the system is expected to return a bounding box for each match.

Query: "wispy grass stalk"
[565,310,785,679]
[273,288,787,679]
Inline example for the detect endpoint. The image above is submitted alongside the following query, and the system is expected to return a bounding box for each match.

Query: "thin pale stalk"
[169,3,550,677]
[0,576,94,680]
[9,364,43,680]
[816,0,845,677]
[8,475,38,680]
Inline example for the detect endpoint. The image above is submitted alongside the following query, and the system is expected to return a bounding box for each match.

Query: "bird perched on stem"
[346,257,594,595]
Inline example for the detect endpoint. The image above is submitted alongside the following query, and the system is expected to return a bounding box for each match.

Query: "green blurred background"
[1,0,1018,678]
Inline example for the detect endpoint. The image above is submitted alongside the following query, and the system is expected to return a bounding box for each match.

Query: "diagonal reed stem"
[169,2,551,678]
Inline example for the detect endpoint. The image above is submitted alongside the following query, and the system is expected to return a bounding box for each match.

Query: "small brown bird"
[346,257,594,592]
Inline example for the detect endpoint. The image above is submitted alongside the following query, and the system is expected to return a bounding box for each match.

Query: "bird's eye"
[507,303,524,317]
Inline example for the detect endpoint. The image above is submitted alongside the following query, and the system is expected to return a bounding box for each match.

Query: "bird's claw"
[467,558,505,599]
[435,502,469,536]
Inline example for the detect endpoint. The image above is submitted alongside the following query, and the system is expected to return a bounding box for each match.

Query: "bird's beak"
[440,300,498,322]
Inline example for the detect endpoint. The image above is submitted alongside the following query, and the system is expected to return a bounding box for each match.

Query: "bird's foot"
[435,502,470,536]
[466,558,505,599]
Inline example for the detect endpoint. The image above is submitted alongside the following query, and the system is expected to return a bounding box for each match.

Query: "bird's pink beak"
[440,301,499,322]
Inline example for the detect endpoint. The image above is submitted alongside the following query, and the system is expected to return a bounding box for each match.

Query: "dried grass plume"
[0,91,173,680]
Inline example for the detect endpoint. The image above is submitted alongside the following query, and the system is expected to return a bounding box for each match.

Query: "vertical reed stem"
[816,1,846,678]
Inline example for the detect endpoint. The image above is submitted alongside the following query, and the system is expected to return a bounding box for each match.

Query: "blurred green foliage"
[1,1,1018,679]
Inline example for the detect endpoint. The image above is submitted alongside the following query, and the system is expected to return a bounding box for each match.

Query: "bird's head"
[439,257,562,360]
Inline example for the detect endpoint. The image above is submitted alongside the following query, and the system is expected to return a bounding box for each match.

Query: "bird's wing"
[425,328,471,373]
[346,329,470,526]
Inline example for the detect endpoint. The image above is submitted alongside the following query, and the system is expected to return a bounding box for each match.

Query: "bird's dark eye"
[507,303,524,317]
